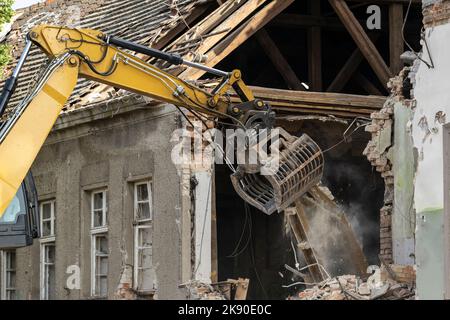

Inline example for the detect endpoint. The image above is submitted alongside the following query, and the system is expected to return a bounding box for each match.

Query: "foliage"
[0,0,14,29]
[0,0,14,76]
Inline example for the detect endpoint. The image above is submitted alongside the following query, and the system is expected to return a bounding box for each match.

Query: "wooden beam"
[272,13,380,31]
[329,0,392,88]
[256,28,304,91]
[389,3,404,74]
[308,1,322,91]
[327,34,380,93]
[327,47,364,92]
[354,72,383,95]
[230,86,386,117]
[180,0,295,80]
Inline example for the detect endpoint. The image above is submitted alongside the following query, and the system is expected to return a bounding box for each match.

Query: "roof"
[0,0,207,116]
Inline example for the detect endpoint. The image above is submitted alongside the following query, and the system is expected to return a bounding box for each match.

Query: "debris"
[180,278,250,300]
[292,272,415,300]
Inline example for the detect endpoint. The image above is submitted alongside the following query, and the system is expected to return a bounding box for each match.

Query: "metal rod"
[104,34,229,78]
[182,60,229,78]
[0,40,33,117]
[12,40,32,78]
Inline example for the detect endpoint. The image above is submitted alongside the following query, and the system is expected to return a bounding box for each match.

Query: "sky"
[12,0,43,10]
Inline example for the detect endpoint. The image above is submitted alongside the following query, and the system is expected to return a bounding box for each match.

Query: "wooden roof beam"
[329,0,392,89]
[181,0,295,80]
[256,28,305,91]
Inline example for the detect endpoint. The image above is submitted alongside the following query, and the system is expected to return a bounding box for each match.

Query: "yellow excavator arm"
[0,25,323,248]
[0,25,270,216]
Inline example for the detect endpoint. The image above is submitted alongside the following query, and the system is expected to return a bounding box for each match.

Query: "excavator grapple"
[231,130,324,215]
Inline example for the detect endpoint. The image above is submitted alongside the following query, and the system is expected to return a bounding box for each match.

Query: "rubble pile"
[184,281,226,300]
[294,272,415,300]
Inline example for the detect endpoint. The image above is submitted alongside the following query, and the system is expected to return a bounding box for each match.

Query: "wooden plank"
[184,0,269,58]
[329,0,392,88]
[308,1,322,91]
[243,86,386,108]
[165,0,245,54]
[181,0,295,80]
[256,28,304,90]
[354,72,383,95]
[389,3,404,74]
[234,278,250,300]
[286,206,324,283]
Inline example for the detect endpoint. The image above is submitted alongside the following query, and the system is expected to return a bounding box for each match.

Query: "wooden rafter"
[389,3,404,74]
[327,34,380,93]
[329,0,392,89]
[180,0,295,80]
[308,1,322,91]
[354,72,383,95]
[256,28,304,91]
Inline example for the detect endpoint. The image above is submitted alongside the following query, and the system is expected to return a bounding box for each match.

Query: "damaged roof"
[0,0,208,115]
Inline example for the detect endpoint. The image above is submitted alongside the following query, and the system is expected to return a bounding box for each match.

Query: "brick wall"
[363,69,413,264]
[423,0,450,28]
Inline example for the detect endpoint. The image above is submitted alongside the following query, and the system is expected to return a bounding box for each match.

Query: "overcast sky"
[13,0,43,10]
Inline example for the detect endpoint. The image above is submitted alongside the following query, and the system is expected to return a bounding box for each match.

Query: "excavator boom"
[0,25,324,248]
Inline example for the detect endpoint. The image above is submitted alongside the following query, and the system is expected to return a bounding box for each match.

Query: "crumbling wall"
[363,89,395,264]
[364,68,417,266]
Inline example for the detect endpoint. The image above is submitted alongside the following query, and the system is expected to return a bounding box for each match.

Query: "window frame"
[90,231,108,298]
[40,200,56,238]
[1,250,16,300]
[40,242,55,300]
[132,180,154,292]
[133,181,153,223]
[91,189,108,230]
[133,224,153,291]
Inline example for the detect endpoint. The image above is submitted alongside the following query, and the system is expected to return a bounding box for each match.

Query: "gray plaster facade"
[1,94,186,300]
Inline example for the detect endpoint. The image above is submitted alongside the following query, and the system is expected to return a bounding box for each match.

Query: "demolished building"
[1,0,446,300]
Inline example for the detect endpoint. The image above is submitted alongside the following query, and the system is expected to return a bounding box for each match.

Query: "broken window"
[91,190,107,229]
[40,200,55,238]
[40,243,55,300]
[1,250,16,300]
[133,181,154,292]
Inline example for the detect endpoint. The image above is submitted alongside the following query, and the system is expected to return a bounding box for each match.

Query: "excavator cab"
[0,172,39,248]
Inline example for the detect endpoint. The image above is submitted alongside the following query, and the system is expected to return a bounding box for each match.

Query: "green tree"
[0,0,14,76]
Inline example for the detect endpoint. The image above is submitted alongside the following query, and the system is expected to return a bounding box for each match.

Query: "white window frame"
[40,200,56,238]
[133,225,153,291]
[91,189,108,230]
[134,181,153,222]
[89,188,109,298]
[91,231,108,298]
[133,180,154,292]
[1,250,16,300]
[40,241,55,300]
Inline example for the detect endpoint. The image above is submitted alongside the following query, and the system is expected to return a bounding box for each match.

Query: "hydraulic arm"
[0,25,323,248]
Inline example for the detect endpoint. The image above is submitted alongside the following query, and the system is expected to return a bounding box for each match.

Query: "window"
[40,200,55,238]
[40,243,55,300]
[134,182,152,221]
[91,234,108,297]
[91,190,107,229]
[90,189,108,297]
[133,181,154,292]
[1,250,16,300]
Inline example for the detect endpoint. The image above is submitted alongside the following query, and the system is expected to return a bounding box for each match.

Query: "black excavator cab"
[0,172,39,248]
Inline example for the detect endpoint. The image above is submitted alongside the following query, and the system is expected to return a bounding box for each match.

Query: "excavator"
[0,25,324,249]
